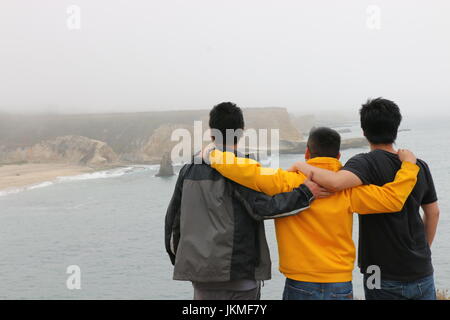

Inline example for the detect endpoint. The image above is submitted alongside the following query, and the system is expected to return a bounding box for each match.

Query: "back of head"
[307,127,341,158]
[209,102,245,146]
[360,98,402,145]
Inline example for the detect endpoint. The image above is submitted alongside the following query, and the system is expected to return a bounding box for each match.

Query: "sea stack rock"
[156,152,174,177]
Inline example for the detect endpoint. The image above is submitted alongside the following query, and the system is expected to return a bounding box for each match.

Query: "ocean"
[0,117,449,299]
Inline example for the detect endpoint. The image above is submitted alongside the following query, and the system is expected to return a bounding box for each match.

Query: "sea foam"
[0,165,154,197]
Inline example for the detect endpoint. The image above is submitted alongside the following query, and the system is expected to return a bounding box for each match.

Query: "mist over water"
[0,118,448,299]
[1,1,450,116]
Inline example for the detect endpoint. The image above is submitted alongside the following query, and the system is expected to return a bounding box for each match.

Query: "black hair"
[360,98,402,145]
[307,127,341,158]
[209,102,244,145]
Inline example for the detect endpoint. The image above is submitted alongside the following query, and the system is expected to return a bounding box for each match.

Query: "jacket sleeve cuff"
[298,183,315,203]
[401,160,420,172]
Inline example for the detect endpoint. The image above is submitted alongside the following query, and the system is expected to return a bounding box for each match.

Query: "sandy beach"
[0,163,95,192]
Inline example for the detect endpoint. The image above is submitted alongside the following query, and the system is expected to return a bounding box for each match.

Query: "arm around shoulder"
[350,161,420,214]
[240,183,315,220]
[290,161,362,192]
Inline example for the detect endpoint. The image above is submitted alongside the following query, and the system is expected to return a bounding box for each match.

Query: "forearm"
[164,170,184,264]
[210,149,304,195]
[294,162,362,191]
[209,149,266,191]
[165,203,179,264]
[424,215,438,246]
[422,202,440,247]
[246,184,314,220]
[353,161,419,214]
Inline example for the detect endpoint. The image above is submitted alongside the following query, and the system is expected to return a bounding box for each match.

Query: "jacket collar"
[214,145,250,159]
[306,157,342,172]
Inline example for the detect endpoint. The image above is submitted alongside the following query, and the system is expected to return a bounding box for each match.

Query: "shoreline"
[0,143,370,193]
[0,163,124,193]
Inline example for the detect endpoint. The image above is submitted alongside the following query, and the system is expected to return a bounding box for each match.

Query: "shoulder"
[179,163,191,175]
[183,162,229,183]
[342,151,381,184]
[416,158,430,170]
[350,151,370,159]
[344,151,372,168]
[416,158,434,179]
[346,149,395,167]
[348,149,387,161]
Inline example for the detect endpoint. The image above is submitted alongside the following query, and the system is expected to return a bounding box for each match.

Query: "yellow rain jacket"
[209,150,419,283]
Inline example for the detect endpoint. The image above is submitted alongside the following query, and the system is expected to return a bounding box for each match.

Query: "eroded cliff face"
[243,108,303,142]
[0,135,118,167]
[131,124,193,163]
[0,108,304,165]
[132,108,304,162]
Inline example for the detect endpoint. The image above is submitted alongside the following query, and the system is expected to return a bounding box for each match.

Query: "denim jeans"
[363,274,436,300]
[283,278,353,300]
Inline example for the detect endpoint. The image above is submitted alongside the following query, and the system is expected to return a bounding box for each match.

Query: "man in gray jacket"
[165,102,322,300]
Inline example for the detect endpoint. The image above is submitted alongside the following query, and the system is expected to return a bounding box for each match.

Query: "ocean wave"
[0,188,24,197]
[0,166,148,197]
[28,181,55,189]
[56,166,136,182]
[0,181,56,197]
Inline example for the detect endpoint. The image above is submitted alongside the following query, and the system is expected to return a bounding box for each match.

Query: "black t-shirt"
[343,149,437,281]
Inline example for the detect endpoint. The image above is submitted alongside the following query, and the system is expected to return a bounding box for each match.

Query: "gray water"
[0,117,449,299]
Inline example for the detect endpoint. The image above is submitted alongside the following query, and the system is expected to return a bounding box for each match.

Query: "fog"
[0,0,449,116]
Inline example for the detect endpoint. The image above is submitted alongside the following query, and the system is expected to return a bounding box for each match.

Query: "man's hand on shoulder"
[397,149,417,164]
[202,143,216,164]
[287,161,306,172]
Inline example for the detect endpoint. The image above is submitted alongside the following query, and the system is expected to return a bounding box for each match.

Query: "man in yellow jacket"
[208,127,419,300]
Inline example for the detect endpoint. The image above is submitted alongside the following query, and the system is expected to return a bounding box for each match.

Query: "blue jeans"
[363,274,436,300]
[283,278,353,300]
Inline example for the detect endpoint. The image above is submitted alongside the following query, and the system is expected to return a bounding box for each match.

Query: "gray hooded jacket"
[164,154,314,283]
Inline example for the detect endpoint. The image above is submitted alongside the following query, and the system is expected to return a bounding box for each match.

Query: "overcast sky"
[0,0,449,116]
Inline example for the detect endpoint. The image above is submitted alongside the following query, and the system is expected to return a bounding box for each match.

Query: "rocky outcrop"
[277,137,368,154]
[155,152,175,177]
[0,135,118,167]
[341,137,368,150]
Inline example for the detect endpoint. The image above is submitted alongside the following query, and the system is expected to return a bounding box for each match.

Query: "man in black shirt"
[290,98,440,300]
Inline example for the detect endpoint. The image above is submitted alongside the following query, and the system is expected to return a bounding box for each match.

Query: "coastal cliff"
[0,135,118,167]
[0,108,302,164]
[0,109,367,165]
